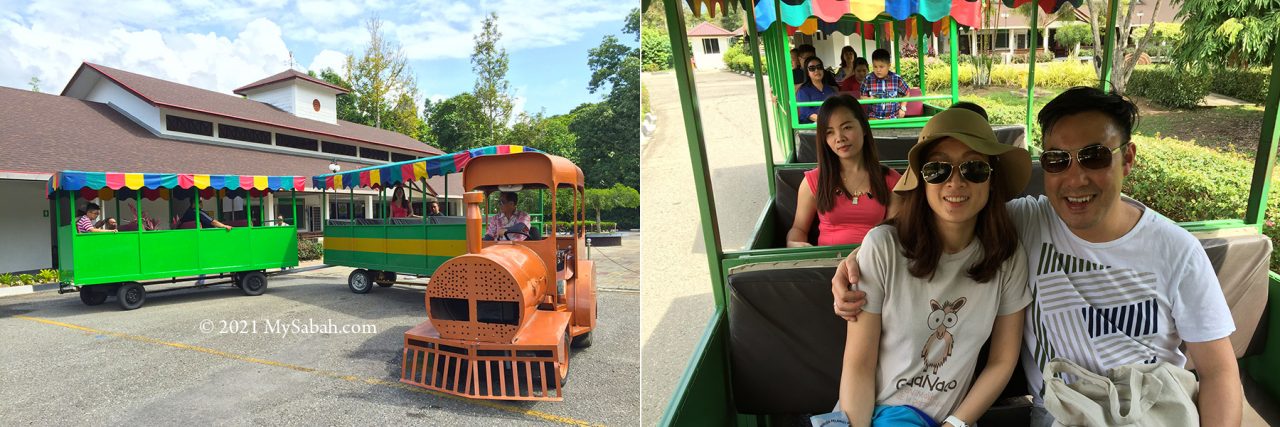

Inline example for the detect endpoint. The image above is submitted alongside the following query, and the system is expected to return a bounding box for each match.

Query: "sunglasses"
[806,65,823,71]
[1041,142,1129,174]
[921,160,992,184]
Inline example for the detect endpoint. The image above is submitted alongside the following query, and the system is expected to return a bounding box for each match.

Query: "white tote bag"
[1042,358,1199,426]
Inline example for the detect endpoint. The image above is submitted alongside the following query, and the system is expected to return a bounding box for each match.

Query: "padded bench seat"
[794,125,1027,163]
[726,231,1271,421]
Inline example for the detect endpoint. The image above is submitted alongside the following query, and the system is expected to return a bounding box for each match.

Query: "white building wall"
[247,85,296,115]
[293,84,338,124]
[0,180,53,274]
[85,79,163,132]
[692,37,727,70]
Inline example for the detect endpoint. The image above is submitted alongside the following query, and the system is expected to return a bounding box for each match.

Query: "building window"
[390,152,416,162]
[321,141,357,157]
[995,30,1010,49]
[218,124,271,144]
[166,115,213,136]
[359,147,390,161]
[702,39,720,54]
[276,133,319,151]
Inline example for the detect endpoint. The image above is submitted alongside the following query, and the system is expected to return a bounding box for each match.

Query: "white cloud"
[0,12,291,95]
[308,49,349,75]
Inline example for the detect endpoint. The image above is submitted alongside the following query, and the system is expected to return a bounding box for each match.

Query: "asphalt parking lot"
[0,237,640,426]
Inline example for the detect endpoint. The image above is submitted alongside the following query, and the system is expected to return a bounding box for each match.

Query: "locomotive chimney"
[463,191,484,254]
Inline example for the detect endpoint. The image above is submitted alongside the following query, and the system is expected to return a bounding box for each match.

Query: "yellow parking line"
[14,315,603,426]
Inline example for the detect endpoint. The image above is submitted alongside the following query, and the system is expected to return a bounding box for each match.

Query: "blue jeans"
[811,404,939,427]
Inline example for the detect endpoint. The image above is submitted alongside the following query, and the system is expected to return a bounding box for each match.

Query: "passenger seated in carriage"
[787,95,901,247]
[76,203,116,233]
[814,108,1032,427]
[390,182,420,218]
[175,190,233,231]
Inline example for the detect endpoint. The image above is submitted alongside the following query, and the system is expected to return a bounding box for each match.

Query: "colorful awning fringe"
[49,171,306,196]
[311,145,539,191]
[750,0,1082,33]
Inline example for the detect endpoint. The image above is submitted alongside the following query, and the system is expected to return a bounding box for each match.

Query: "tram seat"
[723,229,1272,423]
[905,88,924,117]
[354,218,383,225]
[794,125,1027,164]
[428,216,467,225]
[772,168,819,246]
[326,219,352,226]
[389,218,423,225]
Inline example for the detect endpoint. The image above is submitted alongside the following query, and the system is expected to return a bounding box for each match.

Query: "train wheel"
[348,269,372,294]
[116,283,145,310]
[555,328,571,386]
[239,271,268,296]
[79,286,108,306]
[571,331,593,348]
[376,271,396,288]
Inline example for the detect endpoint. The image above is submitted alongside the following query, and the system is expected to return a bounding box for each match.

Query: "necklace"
[840,174,866,205]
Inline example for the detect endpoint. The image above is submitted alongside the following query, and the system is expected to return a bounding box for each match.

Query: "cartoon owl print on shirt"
[921,298,966,375]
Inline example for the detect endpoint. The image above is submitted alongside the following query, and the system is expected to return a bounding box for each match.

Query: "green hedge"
[1009,51,1057,64]
[900,60,1096,93]
[641,29,672,71]
[1126,65,1209,109]
[299,239,323,261]
[1212,67,1271,104]
[723,42,766,75]
[1124,135,1280,271]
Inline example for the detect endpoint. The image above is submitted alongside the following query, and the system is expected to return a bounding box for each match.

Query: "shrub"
[1124,135,1280,271]
[1126,65,1209,109]
[722,41,765,74]
[17,274,35,286]
[641,28,672,71]
[0,273,12,287]
[36,269,59,284]
[907,61,1095,92]
[298,239,324,261]
[1211,67,1271,104]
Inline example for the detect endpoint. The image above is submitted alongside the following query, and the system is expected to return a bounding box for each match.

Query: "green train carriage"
[49,170,305,310]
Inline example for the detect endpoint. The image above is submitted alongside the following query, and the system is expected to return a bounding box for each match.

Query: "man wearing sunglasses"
[831,87,1241,426]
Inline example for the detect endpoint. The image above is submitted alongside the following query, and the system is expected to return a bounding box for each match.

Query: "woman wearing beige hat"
[814,108,1033,427]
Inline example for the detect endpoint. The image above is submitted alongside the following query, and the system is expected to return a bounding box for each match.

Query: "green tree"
[383,92,424,141]
[584,184,640,232]
[345,18,417,129]
[505,112,579,162]
[1170,0,1278,69]
[28,76,40,93]
[576,8,641,189]
[1081,0,1166,94]
[312,68,365,124]
[1054,22,1093,57]
[472,12,513,146]
[423,93,484,153]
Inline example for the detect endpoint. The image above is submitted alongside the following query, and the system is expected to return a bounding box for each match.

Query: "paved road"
[640,69,783,425]
[0,235,639,426]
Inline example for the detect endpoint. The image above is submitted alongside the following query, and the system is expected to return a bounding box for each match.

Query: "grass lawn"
[1135,105,1267,157]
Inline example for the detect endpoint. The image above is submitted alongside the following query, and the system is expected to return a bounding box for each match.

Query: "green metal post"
[217,190,223,222]
[134,190,140,232]
[114,195,120,230]
[247,193,254,229]
[1100,0,1120,92]
[259,195,265,226]
[744,1,776,196]
[950,19,960,103]
[1245,42,1280,227]
[1025,7,1039,140]
[773,0,797,159]
[917,16,927,92]
[862,26,869,59]
[321,189,327,231]
[348,187,354,220]
[194,190,201,230]
[781,0,799,132]
[661,0,727,306]
[291,190,297,227]
[445,174,450,215]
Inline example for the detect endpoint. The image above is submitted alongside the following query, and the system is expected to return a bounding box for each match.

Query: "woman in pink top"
[788,94,900,247]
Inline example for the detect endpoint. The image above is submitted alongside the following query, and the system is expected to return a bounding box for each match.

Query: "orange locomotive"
[400,152,596,401]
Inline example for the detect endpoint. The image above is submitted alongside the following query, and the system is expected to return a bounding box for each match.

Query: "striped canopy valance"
[49,170,306,196]
[311,145,540,191]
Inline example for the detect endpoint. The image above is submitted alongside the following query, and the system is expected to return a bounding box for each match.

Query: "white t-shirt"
[857,225,1032,422]
[1008,196,1235,403]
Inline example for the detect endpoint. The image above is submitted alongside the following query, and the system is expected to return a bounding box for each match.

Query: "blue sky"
[0,0,635,116]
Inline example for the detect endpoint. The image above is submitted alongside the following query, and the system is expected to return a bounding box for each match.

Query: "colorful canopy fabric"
[49,171,306,195]
[752,0,1083,33]
[311,145,540,191]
